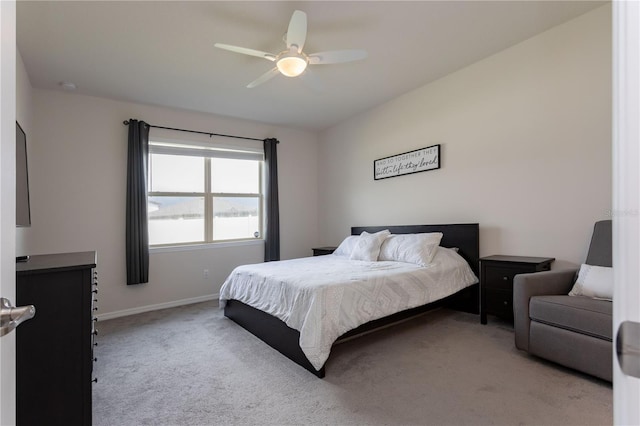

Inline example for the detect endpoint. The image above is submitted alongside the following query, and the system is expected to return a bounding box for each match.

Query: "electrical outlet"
[203,269,209,279]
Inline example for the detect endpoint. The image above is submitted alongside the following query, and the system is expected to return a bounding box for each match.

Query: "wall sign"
[374,144,440,180]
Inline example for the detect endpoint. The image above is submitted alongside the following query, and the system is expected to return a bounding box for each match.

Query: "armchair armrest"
[513,269,578,351]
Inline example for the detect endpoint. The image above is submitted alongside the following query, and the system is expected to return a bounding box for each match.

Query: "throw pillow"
[569,264,613,301]
[333,235,358,257]
[378,232,443,266]
[350,230,391,261]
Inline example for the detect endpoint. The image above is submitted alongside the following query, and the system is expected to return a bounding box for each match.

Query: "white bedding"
[219,247,478,370]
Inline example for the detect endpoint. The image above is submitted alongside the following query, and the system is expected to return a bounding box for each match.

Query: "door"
[0,1,17,425]
[612,1,640,424]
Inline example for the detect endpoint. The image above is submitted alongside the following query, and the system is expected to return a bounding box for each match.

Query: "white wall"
[23,90,318,316]
[318,5,612,269]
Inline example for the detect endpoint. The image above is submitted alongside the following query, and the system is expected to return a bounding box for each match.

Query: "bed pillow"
[350,230,391,261]
[378,232,443,267]
[568,264,613,301]
[333,235,359,257]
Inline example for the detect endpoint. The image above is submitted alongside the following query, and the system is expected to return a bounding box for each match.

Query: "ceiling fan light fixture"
[276,55,308,77]
[215,10,366,88]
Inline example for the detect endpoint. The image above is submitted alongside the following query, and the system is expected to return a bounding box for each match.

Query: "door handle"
[617,320,640,378]
[0,297,36,337]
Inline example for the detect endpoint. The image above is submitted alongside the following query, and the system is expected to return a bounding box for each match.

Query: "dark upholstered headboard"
[351,223,480,276]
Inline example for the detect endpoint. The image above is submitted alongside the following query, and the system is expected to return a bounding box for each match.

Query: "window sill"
[150,239,264,254]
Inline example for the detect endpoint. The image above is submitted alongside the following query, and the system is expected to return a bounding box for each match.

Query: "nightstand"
[480,255,554,324]
[312,246,337,256]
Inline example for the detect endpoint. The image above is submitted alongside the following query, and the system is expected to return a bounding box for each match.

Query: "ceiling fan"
[214,10,367,88]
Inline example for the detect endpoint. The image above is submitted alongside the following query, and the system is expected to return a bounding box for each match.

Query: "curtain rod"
[123,120,276,143]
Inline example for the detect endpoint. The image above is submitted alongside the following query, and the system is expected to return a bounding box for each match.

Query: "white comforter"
[219,247,478,370]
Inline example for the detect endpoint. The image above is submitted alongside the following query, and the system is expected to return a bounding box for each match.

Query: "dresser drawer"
[485,288,513,318]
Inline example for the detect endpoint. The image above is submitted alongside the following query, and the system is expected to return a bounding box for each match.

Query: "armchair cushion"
[529,295,612,341]
[513,269,577,351]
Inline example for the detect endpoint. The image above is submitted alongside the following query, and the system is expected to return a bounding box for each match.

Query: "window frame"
[147,141,264,248]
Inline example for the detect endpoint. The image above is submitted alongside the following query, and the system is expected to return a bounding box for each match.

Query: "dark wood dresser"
[480,255,554,324]
[16,251,97,426]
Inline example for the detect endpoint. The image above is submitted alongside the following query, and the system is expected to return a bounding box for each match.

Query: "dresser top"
[16,251,96,275]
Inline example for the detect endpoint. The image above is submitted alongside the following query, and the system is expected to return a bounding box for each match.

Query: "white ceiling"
[17,1,604,132]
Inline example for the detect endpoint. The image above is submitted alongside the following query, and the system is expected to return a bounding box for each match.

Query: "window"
[147,141,263,246]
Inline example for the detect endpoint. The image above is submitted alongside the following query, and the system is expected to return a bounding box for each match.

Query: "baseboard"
[96,293,219,321]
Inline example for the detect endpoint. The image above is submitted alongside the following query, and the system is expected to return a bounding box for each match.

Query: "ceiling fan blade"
[247,67,280,89]
[214,43,276,61]
[286,10,307,53]
[308,49,368,65]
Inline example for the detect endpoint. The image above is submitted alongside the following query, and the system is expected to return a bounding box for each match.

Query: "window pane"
[212,197,260,241]
[148,196,204,245]
[150,154,204,192]
[211,158,259,194]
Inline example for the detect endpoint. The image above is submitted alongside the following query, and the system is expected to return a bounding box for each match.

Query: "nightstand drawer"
[484,266,520,291]
[485,288,513,318]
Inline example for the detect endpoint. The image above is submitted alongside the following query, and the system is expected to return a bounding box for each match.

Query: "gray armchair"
[513,220,612,382]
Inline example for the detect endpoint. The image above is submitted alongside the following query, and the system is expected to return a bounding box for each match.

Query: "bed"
[220,223,480,378]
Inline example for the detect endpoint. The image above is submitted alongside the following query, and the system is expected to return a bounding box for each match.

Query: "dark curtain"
[264,138,280,261]
[126,119,150,284]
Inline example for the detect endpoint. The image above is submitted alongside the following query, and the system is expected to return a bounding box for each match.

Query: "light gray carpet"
[93,301,612,426]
